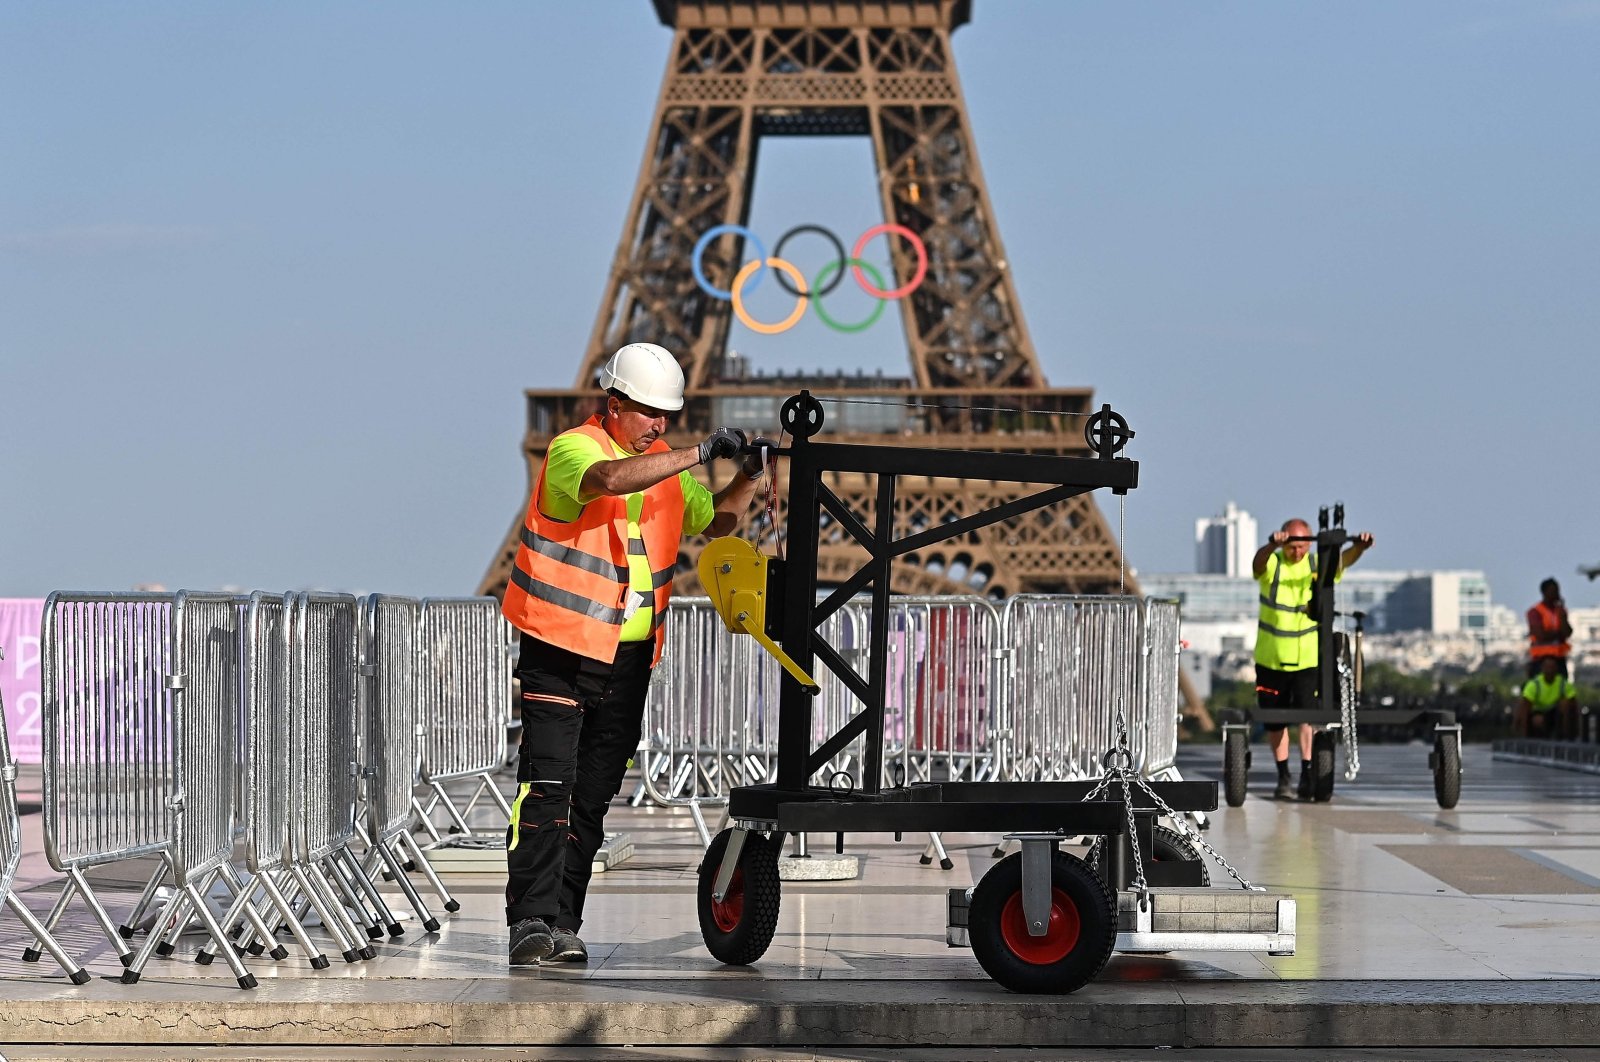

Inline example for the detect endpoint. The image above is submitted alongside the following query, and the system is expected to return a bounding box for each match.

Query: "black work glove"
[697,426,746,465]
[742,436,777,478]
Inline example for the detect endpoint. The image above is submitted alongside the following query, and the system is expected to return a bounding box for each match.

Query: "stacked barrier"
[413,598,516,841]
[16,590,503,989]
[637,594,1187,836]
[1,653,89,983]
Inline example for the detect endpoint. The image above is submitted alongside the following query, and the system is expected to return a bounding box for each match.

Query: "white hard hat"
[597,343,686,412]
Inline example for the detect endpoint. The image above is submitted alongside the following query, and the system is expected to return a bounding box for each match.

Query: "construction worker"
[1252,519,1374,800]
[500,342,768,965]
[1527,577,1573,679]
[1516,656,1577,740]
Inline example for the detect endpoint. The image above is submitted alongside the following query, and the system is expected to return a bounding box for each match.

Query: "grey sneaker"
[548,927,588,963]
[509,918,554,966]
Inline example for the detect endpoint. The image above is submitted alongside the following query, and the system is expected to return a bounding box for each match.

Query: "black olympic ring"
[771,224,847,298]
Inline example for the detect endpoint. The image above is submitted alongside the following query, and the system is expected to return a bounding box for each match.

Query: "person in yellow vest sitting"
[1252,518,1375,801]
[500,342,768,966]
[1516,656,1577,741]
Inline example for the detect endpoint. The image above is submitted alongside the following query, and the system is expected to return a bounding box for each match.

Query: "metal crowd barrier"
[119,592,275,988]
[636,594,1187,846]
[356,594,456,924]
[17,588,495,989]
[1,650,89,983]
[1140,598,1183,776]
[413,597,516,842]
[1002,595,1148,781]
[26,592,177,968]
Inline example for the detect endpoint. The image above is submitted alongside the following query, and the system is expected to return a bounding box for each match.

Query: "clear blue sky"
[3,1,1597,610]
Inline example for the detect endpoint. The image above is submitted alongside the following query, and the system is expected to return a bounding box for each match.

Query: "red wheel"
[697,829,780,965]
[968,850,1116,994]
[999,886,1080,964]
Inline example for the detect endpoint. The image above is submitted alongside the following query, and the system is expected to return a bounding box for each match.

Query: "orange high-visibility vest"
[501,417,685,664]
[1528,602,1571,660]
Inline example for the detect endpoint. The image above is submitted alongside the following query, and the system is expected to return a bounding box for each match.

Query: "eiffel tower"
[479,0,1202,721]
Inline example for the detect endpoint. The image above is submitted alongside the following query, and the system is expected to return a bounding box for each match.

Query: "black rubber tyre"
[1312,731,1336,803]
[968,850,1116,995]
[697,829,781,966]
[1223,731,1248,807]
[1434,733,1462,809]
[1086,824,1211,888]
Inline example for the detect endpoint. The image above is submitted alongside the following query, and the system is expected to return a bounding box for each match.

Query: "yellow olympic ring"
[731,257,808,335]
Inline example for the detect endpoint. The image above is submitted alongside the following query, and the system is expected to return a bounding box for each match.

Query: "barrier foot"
[270,945,288,961]
[359,945,376,960]
[117,925,135,940]
[155,941,175,958]
[195,950,214,966]
[423,917,441,933]
[444,900,461,913]
[310,955,330,970]
[341,949,360,964]
[120,969,141,985]
[20,947,40,963]
[246,941,266,956]
[118,952,133,968]
[386,922,404,937]
[236,973,257,990]
[69,969,91,985]
[365,925,384,941]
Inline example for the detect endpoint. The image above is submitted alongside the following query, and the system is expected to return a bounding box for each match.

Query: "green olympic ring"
[810,258,889,334]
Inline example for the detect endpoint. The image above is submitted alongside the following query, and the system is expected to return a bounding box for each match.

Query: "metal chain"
[1085,708,1259,893]
[1340,651,1360,781]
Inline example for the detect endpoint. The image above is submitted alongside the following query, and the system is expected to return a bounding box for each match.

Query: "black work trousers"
[504,634,654,931]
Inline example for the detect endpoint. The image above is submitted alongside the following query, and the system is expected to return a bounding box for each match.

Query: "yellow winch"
[696,537,820,695]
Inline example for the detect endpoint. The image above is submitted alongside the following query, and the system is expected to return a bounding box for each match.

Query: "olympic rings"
[691,221,928,335]
[731,258,808,335]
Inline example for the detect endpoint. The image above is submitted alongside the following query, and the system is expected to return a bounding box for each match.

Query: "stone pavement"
[2,744,1599,1056]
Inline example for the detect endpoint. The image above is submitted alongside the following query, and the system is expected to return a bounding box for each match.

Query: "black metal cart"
[695,392,1293,994]
[1218,504,1463,809]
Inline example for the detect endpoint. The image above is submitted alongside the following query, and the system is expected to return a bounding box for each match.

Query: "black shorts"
[1256,664,1317,713]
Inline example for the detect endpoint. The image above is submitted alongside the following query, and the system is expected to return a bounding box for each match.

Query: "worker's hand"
[742,436,777,478]
[1353,532,1375,550]
[698,426,746,465]
[1268,530,1289,547]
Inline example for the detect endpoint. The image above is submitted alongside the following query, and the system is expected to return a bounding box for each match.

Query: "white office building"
[1195,502,1257,578]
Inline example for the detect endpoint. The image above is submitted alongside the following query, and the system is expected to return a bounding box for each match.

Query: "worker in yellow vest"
[500,342,768,965]
[1252,518,1374,800]
[1516,656,1577,740]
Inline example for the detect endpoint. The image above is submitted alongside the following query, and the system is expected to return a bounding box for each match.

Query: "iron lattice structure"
[482,1,1200,718]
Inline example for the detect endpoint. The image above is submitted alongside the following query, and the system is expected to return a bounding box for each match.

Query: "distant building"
[1195,502,1257,577]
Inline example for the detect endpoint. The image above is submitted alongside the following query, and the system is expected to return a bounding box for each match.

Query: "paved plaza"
[2,744,1599,1057]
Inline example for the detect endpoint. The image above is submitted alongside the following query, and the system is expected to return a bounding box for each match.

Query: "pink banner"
[0,599,45,764]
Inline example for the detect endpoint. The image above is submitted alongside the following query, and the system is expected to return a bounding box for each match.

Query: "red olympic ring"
[850,224,928,300]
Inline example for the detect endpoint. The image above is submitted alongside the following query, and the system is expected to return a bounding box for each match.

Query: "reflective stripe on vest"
[501,417,686,665]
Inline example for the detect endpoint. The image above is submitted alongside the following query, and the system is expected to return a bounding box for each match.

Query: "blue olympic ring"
[692,224,770,301]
